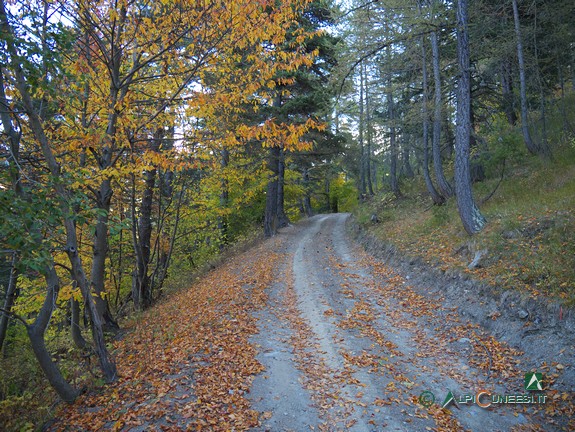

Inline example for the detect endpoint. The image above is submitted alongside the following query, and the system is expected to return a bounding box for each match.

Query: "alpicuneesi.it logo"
[418,372,547,409]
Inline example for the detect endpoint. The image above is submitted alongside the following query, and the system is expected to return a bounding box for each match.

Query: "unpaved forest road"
[247,213,570,431]
[50,213,573,432]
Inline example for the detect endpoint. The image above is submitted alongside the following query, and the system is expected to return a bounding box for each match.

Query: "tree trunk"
[218,148,230,249]
[149,130,176,299]
[89,69,121,330]
[65,223,118,382]
[470,103,486,183]
[372,158,378,192]
[443,111,455,158]
[28,325,80,403]
[277,148,290,228]
[28,265,80,403]
[571,48,575,93]
[0,253,18,353]
[431,29,454,198]
[455,0,487,235]
[86,4,129,329]
[132,130,163,311]
[302,167,313,217]
[304,195,313,217]
[388,90,401,197]
[359,62,367,196]
[90,178,119,332]
[264,146,280,237]
[364,63,374,195]
[500,58,517,125]
[70,297,87,350]
[512,0,542,156]
[402,137,415,179]
[389,128,399,197]
[557,57,572,134]
[154,177,184,295]
[325,176,331,211]
[421,34,445,205]
[132,167,156,311]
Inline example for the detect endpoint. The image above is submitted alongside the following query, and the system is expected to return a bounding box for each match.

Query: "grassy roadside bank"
[354,148,575,306]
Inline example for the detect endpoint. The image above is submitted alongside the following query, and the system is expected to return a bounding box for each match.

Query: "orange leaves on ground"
[280,263,356,425]
[52,240,283,431]
[425,405,469,432]
[341,350,379,370]
[337,300,401,358]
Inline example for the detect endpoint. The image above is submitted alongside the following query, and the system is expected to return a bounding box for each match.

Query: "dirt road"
[248,213,567,431]
[51,213,572,432]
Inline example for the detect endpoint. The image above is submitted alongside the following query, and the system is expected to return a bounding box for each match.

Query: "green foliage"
[429,203,453,228]
[329,176,357,213]
[479,116,527,178]
[0,325,54,431]
[0,393,48,432]
[0,188,60,274]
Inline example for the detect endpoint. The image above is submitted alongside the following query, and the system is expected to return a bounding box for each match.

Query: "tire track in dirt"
[288,215,407,431]
[324,214,529,431]
[251,216,434,431]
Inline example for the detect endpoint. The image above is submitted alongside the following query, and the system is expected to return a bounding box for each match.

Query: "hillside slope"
[355,148,575,305]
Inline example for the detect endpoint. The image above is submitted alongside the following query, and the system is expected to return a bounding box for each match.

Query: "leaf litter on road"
[52,238,284,431]
[52,215,574,431]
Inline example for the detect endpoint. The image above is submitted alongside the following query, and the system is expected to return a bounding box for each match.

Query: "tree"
[364,62,375,194]
[0,0,118,385]
[454,0,486,235]
[430,1,454,198]
[359,61,367,195]
[387,80,401,197]
[419,34,445,205]
[264,130,282,237]
[263,0,337,235]
[511,0,541,156]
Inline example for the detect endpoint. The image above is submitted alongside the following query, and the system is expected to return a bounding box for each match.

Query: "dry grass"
[356,148,575,303]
